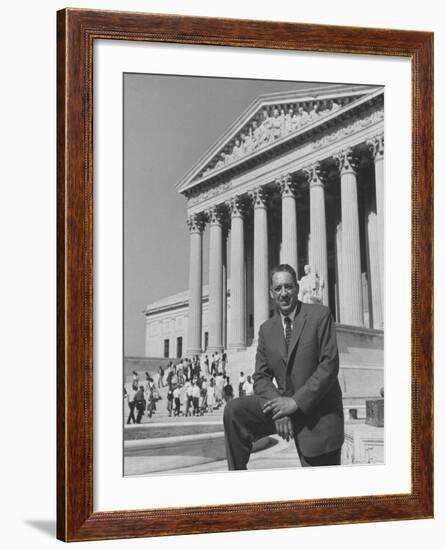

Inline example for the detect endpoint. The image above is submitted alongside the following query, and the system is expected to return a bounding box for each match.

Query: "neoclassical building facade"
[145,83,384,358]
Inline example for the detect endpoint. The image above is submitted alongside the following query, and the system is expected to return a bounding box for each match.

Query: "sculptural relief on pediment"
[192,95,361,182]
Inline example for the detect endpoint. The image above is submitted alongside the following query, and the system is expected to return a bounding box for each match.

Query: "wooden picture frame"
[57,8,433,542]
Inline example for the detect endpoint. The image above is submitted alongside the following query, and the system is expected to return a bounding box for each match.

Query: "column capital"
[277,174,296,197]
[186,213,206,233]
[227,195,247,218]
[303,161,327,188]
[249,187,269,209]
[206,204,227,226]
[367,133,384,161]
[334,148,358,175]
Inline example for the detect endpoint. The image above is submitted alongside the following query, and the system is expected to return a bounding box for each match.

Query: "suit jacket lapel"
[271,314,287,365]
[287,302,307,363]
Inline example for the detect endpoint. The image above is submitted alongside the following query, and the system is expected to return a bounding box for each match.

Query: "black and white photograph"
[2,0,441,547]
[123,74,385,477]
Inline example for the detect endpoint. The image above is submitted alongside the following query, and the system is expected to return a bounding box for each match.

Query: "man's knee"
[224,395,262,428]
[224,396,243,424]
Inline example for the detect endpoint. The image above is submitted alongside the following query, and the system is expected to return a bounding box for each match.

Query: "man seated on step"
[223,263,344,469]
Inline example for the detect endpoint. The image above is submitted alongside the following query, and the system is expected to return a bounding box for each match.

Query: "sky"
[124,73,329,356]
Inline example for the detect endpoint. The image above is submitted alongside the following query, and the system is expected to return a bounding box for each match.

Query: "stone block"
[343,422,384,464]
[366,398,384,427]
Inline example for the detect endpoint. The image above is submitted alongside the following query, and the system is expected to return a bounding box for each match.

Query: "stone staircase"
[124,348,258,402]
[225,346,257,384]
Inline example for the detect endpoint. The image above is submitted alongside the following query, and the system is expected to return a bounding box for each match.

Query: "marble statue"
[290,108,299,132]
[283,107,294,134]
[280,107,286,135]
[259,109,272,145]
[311,272,325,304]
[252,120,262,149]
[242,130,253,154]
[232,138,242,160]
[297,106,310,126]
[298,264,324,304]
[271,108,282,140]
[309,102,320,120]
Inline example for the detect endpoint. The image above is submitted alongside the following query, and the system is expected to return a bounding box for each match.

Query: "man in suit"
[223,264,344,469]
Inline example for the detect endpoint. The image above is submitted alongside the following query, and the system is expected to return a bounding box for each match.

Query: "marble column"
[279,174,298,274]
[251,187,270,338]
[307,233,312,269]
[368,134,385,303]
[245,217,254,344]
[228,197,246,350]
[304,162,329,306]
[186,214,205,354]
[335,148,363,326]
[367,211,383,328]
[335,221,344,322]
[207,205,224,352]
[222,227,228,349]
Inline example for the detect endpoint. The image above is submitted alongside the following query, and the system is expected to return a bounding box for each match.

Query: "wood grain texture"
[56,8,434,542]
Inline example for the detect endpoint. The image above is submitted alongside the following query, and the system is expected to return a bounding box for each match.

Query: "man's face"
[270,270,299,316]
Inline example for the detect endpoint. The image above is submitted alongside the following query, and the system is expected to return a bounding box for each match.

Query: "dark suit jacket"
[253,301,344,457]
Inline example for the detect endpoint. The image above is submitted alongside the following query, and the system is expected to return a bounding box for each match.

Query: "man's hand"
[274,416,294,441]
[262,397,298,420]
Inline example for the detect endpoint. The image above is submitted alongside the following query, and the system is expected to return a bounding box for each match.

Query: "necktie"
[284,317,292,354]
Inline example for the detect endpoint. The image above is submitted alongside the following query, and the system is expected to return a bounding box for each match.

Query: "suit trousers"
[223,395,341,470]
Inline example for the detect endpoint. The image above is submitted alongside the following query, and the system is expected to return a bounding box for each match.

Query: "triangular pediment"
[176,84,383,195]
